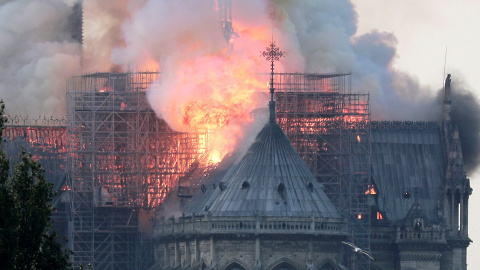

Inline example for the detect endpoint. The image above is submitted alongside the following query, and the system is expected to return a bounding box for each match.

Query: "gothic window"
[272,262,298,270]
[319,263,335,270]
[224,262,246,270]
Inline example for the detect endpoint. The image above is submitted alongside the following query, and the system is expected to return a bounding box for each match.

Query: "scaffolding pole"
[66,72,204,270]
[273,73,371,270]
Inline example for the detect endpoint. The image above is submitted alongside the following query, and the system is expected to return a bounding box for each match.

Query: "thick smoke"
[101,0,479,170]
[268,0,480,171]
[441,79,480,173]
[0,0,81,117]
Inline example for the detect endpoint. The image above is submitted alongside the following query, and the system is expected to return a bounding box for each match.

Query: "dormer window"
[307,182,314,192]
[414,218,423,231]
[277,183,285,193]
[219,182,227,191]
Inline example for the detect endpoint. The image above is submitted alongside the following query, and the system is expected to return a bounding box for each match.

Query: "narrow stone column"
[194,238,200,264]
[255,235,261,262]
[210,236,216,265]
[175,240,181,267]
[185,240,191,266]
[308,239,313,261]
[164,242,170,268]
[460,194,464,234]
[451,193,455,231]
[463,195,469,238]
[443,192,451,231]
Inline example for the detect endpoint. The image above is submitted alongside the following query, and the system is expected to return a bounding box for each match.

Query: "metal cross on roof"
[261,41,285,124]
[261,41,285,62]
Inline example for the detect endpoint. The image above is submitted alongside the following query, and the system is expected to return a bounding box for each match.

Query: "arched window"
[272,262,298,270]
[319,263,335,270]
[224,262,246,270]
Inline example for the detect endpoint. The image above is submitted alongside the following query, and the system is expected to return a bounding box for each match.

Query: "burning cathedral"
[1,1,473,270]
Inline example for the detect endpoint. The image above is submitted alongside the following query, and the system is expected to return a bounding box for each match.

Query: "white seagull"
[341,241,376,261]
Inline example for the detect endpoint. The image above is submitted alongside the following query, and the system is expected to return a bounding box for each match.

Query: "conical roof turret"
[195,121,340,218]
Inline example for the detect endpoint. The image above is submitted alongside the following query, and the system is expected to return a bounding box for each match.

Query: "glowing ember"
[98,86,113,93]
[209,152,222,164]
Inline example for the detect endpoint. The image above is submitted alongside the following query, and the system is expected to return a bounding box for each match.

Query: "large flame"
[142,2,285,165]
[148,54,267,164]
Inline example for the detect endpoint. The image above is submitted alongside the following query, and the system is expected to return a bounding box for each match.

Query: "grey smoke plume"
[0,0,81,117]
[270,0,480,171]
[271,0,440,120]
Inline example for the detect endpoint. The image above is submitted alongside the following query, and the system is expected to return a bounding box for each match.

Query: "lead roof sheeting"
[185,122,340,219]
[371,126,445,224]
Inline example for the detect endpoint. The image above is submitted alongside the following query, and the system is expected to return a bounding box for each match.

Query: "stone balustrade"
[157,216,346,237]
[396,230,445,242]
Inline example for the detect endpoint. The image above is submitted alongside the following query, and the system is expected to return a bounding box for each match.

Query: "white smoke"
[0,0,81,117]
[83,0,133,72]
[110,0,273,156]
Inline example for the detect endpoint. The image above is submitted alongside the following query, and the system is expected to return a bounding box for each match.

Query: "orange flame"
[365,184,377,195]
[151,54,267,164]
[144,5,287,165]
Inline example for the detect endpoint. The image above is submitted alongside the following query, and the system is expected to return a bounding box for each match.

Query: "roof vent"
[241,181,250,189]
[307,182,314,192]
[219,182,227,191]
[200,184,206,193]
[277,182,285,193]
[403,191,411,199]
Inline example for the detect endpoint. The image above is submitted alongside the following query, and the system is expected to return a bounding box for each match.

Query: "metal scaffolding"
[4,71,372,270]
[66,72,205,270]
[272,73,371,270]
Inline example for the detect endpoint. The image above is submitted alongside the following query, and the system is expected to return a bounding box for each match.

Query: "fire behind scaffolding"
[1,1,372,269]
[3,69,370,270]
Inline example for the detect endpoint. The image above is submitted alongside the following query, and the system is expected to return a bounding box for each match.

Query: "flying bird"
[341,241,376,261]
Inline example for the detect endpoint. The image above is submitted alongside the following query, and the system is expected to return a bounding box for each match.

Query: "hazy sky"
[353,0,480,267]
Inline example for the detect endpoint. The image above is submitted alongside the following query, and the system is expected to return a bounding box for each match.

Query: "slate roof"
[370,121,445,224]
[185,122,340,219]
